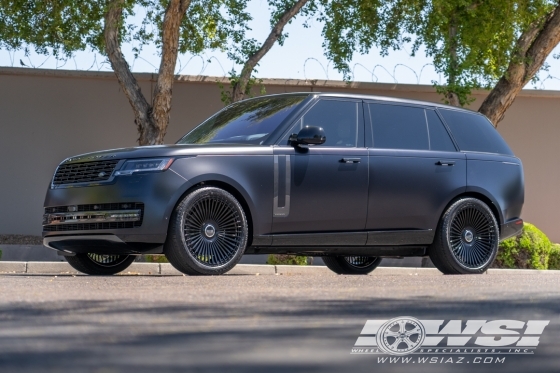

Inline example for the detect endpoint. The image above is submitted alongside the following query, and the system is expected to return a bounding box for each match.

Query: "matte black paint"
[43,93,524,257]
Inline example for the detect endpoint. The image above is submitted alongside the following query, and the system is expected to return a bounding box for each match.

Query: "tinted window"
[283,99,360,147]
[178,95,307,144]
[426,110,456,152]
[369,104,429,150]
[439,109,513,155]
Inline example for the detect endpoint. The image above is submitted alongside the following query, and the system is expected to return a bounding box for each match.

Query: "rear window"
[369,104,429,150]
[368,104,456,152]
[438,109,513,155]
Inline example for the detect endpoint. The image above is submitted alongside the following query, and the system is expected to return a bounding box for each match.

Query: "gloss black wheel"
[429,198,499,274]
[164,187,248,276]
[65,253,135,275]
[322,256,382,275]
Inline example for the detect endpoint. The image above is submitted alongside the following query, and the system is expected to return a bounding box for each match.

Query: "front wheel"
[322,256,382,275]
[164,187,248,276]
[429,198,499,274]
[65,253,135,275]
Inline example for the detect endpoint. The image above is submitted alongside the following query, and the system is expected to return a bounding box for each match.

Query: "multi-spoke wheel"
[429,198,499,274]
[164,187,248,276]
[65,253,135,275]
[322,255,382,275]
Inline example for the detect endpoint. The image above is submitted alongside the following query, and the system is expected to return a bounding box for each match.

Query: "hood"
[60,143,272,165]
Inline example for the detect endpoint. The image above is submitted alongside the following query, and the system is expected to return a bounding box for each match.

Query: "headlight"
[115,158,174,176]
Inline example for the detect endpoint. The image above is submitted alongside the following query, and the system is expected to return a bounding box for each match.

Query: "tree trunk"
[479,4,560,126]
[104,0,155,145]
[104,0,190,145]
[151,0,190,143]
[231,0,309,102]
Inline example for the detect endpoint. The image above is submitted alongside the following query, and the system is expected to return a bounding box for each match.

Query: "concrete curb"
[1,261,560,276]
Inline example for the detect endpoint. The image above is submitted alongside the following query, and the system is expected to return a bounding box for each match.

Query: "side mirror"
[289,126,326,146]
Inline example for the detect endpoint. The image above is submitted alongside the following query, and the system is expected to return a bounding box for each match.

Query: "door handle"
[437,160,455,166]
[340,158,361,163]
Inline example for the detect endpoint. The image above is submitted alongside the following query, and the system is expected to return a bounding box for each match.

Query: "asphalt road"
[0,273,559,373]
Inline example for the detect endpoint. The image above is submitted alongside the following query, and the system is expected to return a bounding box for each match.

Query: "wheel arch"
[165,177,255,247]
[442,191,503,231]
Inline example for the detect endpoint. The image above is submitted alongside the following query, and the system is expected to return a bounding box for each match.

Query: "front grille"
[43,203,144,231]
[43,222,136,231]
[53,160,120,185]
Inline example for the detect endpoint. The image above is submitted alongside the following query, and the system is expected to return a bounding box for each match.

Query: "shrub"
[266,254,308,266]
[494,223,551,269]
[549,244,560,270]
[144,255,169,263]
[0,249,2,261]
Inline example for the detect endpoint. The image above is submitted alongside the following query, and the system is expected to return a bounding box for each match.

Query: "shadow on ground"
[0,292,558,373]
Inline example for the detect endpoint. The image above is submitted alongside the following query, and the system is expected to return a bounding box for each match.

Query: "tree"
[320,0,553,109]
[0,0,250,144]
[479,2,560,126]
[222,0,317,103]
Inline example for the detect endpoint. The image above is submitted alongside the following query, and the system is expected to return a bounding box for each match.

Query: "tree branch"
[231,0,310,102]
[479,3,560,126]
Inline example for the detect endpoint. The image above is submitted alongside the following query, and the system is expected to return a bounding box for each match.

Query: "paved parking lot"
[0,273,559,373]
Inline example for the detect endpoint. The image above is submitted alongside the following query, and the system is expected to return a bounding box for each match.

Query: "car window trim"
[274,97,366,148]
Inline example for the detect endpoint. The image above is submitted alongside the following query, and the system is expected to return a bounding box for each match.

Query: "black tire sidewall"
[323,256,382,275]
[65,254,135,275]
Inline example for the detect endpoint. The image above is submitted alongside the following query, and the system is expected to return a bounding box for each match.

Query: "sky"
[2,0,560,90]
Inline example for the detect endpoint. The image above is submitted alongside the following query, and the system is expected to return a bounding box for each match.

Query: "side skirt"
[249,229,432,257]
[246,246,427,257]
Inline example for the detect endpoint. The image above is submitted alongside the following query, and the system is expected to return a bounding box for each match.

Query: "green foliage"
[494,223,552,269]
[549,244,560,270]
[0,248,2,261]
[266,254,308,265]
[218,71,266,105]
[320,0,555,106]
[0,0,252,61]
[144,254,168,263]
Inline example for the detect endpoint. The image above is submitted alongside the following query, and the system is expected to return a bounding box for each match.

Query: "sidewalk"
[1,261,559,276]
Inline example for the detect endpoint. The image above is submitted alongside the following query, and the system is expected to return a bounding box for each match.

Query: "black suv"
[43,93,524,276]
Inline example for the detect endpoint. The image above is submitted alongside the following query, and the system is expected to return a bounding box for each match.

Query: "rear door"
[366,102,467,234]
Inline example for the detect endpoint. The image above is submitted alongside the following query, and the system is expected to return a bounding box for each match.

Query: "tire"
[164,187,248,276]
[65,253,135,275]
[429,198,499,274]
[322,256,382,275]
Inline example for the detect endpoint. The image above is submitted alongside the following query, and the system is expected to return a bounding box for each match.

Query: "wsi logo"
[353,317,550,356]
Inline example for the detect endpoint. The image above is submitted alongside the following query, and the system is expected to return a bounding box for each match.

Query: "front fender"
[167,155,274,236]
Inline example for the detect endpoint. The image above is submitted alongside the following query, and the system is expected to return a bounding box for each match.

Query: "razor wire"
[2,48,560,90]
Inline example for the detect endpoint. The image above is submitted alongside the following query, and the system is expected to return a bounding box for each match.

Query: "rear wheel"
[322,256,382,275]
[65,253,135,275]
[429,198,499,274]
[164,187,248,276]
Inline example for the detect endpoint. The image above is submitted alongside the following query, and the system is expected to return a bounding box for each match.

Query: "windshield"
[177,95,308,145]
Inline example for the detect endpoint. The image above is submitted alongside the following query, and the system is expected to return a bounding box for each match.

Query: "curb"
[1,262,560,276]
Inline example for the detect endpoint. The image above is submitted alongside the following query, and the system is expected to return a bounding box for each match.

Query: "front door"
[271,98,369,237]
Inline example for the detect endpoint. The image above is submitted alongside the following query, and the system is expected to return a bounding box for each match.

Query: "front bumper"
[500,218,523,241]
[43,169,189,254]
